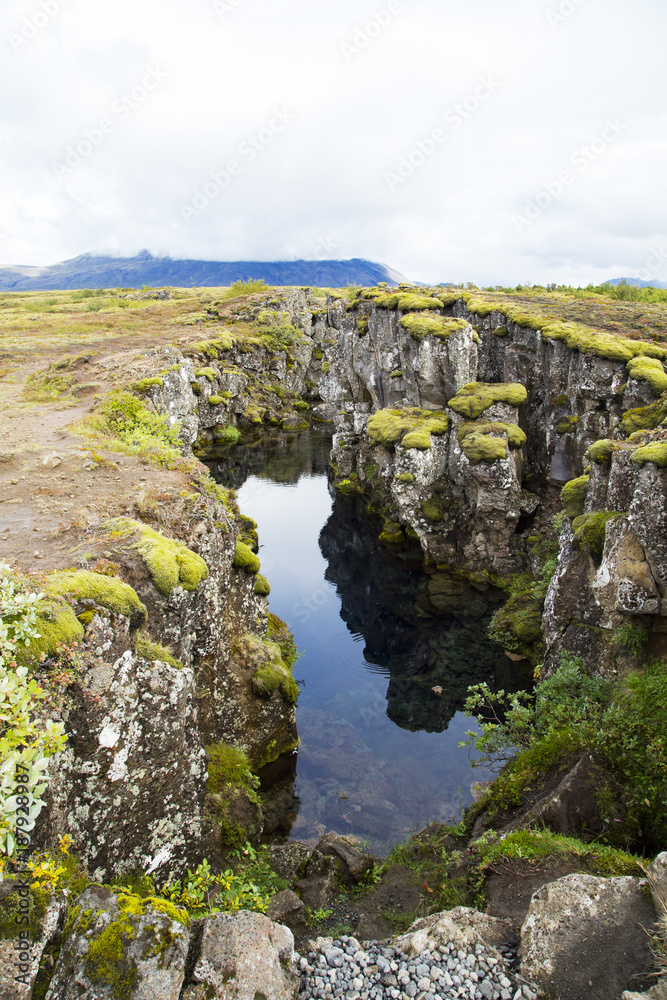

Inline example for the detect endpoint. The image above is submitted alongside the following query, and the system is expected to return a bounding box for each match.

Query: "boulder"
[182,910,299,1000]
[267,889,308,937]
[623,982,667,1000]
[313,832,375,885]
[45,886,190,999]
[520,874,656,1000]
[394,906,513,957]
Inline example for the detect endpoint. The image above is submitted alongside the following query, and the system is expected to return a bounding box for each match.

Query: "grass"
[72,390,186,468]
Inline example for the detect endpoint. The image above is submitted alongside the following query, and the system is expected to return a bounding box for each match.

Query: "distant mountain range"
[0,252,406,291]
[608,277,667,289]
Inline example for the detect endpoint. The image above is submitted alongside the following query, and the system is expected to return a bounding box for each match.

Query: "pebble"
[296,936,533,1000]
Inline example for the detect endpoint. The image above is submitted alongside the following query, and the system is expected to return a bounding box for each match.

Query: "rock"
[42,451,63,468]
[520,874,656,1000]
[313,832,375,885]
[45,885,190,999]
[183,909,299,999]
[394,907,513,957]
[648,852,667,910]
[268,841,312,882]
[267,889,308,937]
[0,892,65,1000]
[623,981,667,1000]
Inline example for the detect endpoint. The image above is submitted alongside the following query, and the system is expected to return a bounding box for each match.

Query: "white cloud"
[1,0,666,285]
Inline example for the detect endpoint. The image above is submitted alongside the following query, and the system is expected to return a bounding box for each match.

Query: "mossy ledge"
[233,540,261,574]
[458,421,526,465]
[374,292,443,311]
[626,355,667,395]
[630,440,667,469]
[109,518,209,596]
[561,474,590,518]
[366,406,449,451]
[448,382,527,420]
[399,313,468,340]
[235,633,299,704]
[47,570,148,629]
[572,511,625,558]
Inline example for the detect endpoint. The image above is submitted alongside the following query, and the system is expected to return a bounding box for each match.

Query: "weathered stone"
[314,832,375,885]
[0,893,65,1000]
[268,841,312,882]
[267,889,308,937]
[623,980,667,1000]
[520,874,656,1000]
[45,886,190,999]
[184,909,299,1000]
[394,907,512,957]
[648,852,667,910]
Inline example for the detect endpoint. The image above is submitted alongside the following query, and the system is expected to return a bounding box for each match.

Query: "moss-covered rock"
[588,439,614,463]
[16,597,84,665]
[556,415,579,435]
[620,400,667,437]
[459,432,508,464]
[626,356,667,395]
[194,367,217,382]
[233,540,261,574]
[47,570,147,629]
[132,377,163,394]
[459,421,526,450]
[561,475,590,518]
[375,292,443,311]
[236,634,298,704]
[395,472,415,484]
[399,314,468,340]
[135,630,184,669]
[366,406,449,451]
[447,382,527,419]
[254,574,271,596]
[630,440,667,469]
[208,395,224,406]
[206,742,262,846]
[572,512,625,558]
[110,518,209,596]
[379,521,405,545]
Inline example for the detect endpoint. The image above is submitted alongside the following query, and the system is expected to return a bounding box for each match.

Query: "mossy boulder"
[16,597,84,665]
[556,415,579,435]
[561,475,590,518]
[132,377,163,394]
[448,382,527,420]
[588,439,614,463]
[366,406,449,451]
[458,421,526,465]
[630,440,667,469]
[399,313,468,340]
[194,367,217,382]
[47,570,147,629]
[135,631,183,669]
[233,540,261,574]
[206,742,262,847]
[626,356,667,395]
[110,518,209,596]
[375,292,443,311]
[254,574,271,596]
[379,521,405,545]
[395,472,415,484]
[572,512,625,559]
[620,401,667,437]
[235,634,299,704]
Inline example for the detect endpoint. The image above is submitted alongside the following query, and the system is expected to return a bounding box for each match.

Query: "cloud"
[1,0,666,285]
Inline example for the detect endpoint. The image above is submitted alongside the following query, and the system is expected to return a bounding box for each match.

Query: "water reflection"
[211,430,526,852]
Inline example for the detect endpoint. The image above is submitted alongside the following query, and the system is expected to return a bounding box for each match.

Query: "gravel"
[296,936,538,1000]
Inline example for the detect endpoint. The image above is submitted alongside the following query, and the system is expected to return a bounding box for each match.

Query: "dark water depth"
[210,430,524,853]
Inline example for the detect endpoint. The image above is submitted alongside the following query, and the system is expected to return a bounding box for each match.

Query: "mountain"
[0,252,406,291]
[608,276,667,289]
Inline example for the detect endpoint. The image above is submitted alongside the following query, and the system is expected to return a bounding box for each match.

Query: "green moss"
[254,574,271,597]
[488,572,547,660]
[187,333,234,358]
[357,318,369,336]
[207,742,260,800]
[630,440,667,469]
[399,313,468,340]
[47,570,147,629]
[17,598,84,665]
[233,540,261,574]
[561,475,590,518]
[375,292,443,311]
[0,886,48,941]
[626,356,667,394]
[556,415,579,434]
[236,633,298,703]
[194,367,217,382]
[135,631,183,670]
[459,421,526,451]
[493,325,509,337]
[421,499,444,522]
[475,829,644,877]
[620,401,667,437]
[132,377,163,394]
[448,382,527,419]
[111,518,208,595]
[221,390,233,399]
[334,478,363,495]
[366,406,449,451]
[572,512,624,558]
[389,369,403,379]
[214,424,240,445]
[588,439,614,463]
[379,521,405,545]
[459,432,508,464]
[395,473,415,484]
[530,319,667,363]
[208,395,224,406]
[73,391,183,469]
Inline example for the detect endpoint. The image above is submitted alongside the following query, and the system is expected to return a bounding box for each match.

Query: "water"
[210,429,524,854]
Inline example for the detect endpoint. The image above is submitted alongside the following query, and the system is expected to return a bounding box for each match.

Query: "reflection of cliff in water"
[209,428,332,490]
[319,491,526,733]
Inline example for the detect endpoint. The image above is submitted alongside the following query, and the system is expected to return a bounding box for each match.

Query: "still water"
[211,430,521,854]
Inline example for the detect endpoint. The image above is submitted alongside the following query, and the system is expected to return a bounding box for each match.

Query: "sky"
[1,0,666,286]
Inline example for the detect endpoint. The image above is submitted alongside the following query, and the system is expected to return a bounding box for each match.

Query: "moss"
[110,518,209,595]
[208,395,224,406]
[399,313,468,340]
[17,598,84,665]
[561,475,590,518]
[135,631,183,670]
[556,415,579,434]
[0,885,48,941]
[626,356,667,395]
[366,406,449,451]
[233,540,261,574]
[620,401,667,437]
[132,377,163,395]
[47,570,147,629]
[475,829,644,877]
[460,431,508,464]
[221,390,233,399]
[395,473,415,484]
[357,318,369,336]
[194,367,217,382]
[448,382,527,419]
[254,574,271,597]
[389,369,403,378]
[533,319,667,363]
[572,511,624,558]
[421,499,444,522]
[238,514,259,551]
[588,439,614,463]
[493,325,509,337]
[488,572,547,660]
[458,421,526,450]
[630,440,667,469]
[207,742,260,799]
[214,424,240,445]
[334,478,363,495]
[187,333,234,358]
[379,521,404,545]
[375,292,442,311]
[237,633,298,703]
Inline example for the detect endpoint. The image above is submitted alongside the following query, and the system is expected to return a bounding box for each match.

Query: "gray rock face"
[648,852,667,910]
[45,886,190,1000]
[520,873,656,1000]
[0,893,65,1000]
[183,909,299,1000]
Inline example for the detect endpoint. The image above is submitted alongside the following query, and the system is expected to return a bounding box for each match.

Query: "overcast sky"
[1,0,665,285]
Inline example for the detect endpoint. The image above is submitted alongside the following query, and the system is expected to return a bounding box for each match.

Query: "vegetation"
[74,390,185,469]
[47,571,147,630]
[109,518,209,595]
[366,406,449,450]
[588,439,614,463]
[447,382,527,420]
[374,292,443,311]
[620,400,667,437]
[561,475,590,518]
[233,540,261,574]
[571,512,624,558]
[135,632,183,671]
[458,421,526,464]
[399,314,468,340]
[630,440,667,469]
[626,356,667,395]
[487,559,556,663]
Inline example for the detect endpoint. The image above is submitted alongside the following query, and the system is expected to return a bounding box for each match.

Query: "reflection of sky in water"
[235,464,501,853]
